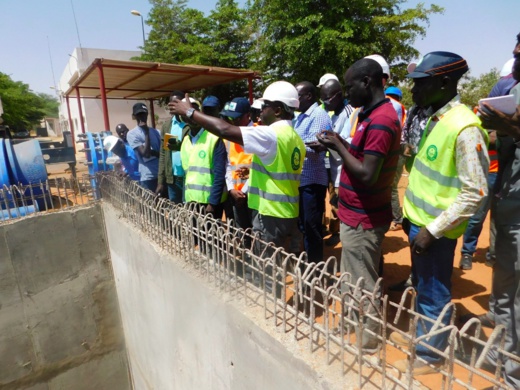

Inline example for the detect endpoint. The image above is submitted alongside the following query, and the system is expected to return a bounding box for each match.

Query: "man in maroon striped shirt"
[317,58,401,352]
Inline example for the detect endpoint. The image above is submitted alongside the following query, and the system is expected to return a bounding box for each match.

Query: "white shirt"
[240,120,293,166]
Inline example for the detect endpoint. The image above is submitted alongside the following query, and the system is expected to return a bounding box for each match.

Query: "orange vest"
[227,142,252,191]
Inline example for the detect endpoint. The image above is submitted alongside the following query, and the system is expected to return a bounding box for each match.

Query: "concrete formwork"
[0,204,131,390]
[103,203,342,390]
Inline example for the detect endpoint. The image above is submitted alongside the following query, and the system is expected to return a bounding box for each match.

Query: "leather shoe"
[393,358,441,375]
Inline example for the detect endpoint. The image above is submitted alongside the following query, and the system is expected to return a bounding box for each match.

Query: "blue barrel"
[5,139,50,210]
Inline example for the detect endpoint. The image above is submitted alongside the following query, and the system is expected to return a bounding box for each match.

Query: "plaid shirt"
[294,103,332,186]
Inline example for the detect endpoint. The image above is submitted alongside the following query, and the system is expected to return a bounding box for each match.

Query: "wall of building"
[103,203,338,390]
[57,48,170,137]
[0,204,131,390]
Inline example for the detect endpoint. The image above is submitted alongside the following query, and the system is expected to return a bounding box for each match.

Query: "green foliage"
[249,0,443,85]
[459,69,500,109]
[140,0,444,99]
[0,73,57,130]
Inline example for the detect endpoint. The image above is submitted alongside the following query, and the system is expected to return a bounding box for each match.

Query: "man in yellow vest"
[169,81,305,255]
[389,52,489,375]
[180,98,227,218]
[220,97,253,230]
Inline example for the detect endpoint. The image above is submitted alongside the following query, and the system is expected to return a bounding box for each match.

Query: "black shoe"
[459,312,495,328]
[389,275,413,292]
[325,233,340,247]
[459,254,473,270]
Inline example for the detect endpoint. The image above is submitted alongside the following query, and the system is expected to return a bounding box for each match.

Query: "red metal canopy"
[63,58,260,135]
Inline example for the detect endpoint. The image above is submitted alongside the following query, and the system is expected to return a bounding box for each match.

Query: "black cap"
[132,102,148,115]
[115,123,128,132]
[407,51,468,79]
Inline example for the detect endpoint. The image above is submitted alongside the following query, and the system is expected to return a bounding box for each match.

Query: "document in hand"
[479,94,517,115]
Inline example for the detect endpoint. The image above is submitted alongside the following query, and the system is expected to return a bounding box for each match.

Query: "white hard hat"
[500,58,515,78]
[365,54,391,79]
[103,135,121,152]
[259,81,299,109]
[251,99,263,110]
[317,73,339,87]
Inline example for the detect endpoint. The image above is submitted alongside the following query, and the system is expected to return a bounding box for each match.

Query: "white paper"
[479,94,517,115]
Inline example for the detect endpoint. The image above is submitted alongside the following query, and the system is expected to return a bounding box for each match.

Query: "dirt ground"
[323,174,495,389]
[324,174,493,321]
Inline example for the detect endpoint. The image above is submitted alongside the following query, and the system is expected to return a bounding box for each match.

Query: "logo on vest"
[291,147,301,170]
[426,145,438,161]
[198,150,207,159]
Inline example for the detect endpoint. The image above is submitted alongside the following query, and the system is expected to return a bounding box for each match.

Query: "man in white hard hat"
[103,135,140,181]
[169,81,305,254]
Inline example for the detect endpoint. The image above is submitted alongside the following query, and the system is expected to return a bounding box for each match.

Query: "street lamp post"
[130,10,145,47]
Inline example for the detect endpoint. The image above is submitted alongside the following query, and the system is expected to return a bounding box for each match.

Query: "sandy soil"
[323,174,495,389]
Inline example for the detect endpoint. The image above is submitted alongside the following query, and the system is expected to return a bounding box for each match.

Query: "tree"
[0,73,55,130]
[249,0,443,85]
[459,69,500,109]
[38,93,60,118]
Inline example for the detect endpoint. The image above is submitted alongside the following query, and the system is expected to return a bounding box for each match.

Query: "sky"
[1,0,519,96]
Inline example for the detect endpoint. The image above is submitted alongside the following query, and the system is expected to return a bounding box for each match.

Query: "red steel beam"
[248,77,253,103]
[96,62,110,131]
[149,99,156,128]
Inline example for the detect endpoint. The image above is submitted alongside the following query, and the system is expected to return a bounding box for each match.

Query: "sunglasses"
[321,90,341,105]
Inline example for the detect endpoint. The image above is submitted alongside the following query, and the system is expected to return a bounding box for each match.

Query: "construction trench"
[0,174,517,390]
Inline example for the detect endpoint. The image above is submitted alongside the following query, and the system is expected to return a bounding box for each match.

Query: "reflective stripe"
[249,186,299,204]
[187,166,213,174]
[251,162,301,181]
[414,159,461,189]
[186,183,213,192]
[405,188,444,217]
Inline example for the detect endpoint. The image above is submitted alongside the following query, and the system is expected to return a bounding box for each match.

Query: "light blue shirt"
[127,125,161,181]
[170,116,185,176]
[294,102,332,187]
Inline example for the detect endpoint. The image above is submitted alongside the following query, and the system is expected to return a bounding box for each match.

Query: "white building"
[57,48,170,138]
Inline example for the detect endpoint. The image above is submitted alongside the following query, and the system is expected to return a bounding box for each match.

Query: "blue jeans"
[140,178,158,192]
[167,180,184,204]
[409,222,457,363]
[298,184,327,263]
[461,172,497,256]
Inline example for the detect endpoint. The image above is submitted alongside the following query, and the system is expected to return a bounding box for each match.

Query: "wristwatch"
[186,108,195,119]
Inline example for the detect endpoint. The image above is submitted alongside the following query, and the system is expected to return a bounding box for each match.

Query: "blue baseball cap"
[220,98,251,119]
[385,86,402,99]
[407,51,468,79]
[202,95,220,108]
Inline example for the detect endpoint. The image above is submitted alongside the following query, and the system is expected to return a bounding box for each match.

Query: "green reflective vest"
[248,122,305,218]
[403,104,489,239]
[180,130,226,204]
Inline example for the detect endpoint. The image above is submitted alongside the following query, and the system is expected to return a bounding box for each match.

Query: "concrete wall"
[0,204,131,390]
[103,203,338,390]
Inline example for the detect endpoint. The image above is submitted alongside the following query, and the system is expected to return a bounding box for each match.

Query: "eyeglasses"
[261,103,272,111]
[321,91,341,105]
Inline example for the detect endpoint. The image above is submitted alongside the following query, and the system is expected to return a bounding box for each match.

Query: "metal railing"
[98,172,515,389]
[0,175,95,222]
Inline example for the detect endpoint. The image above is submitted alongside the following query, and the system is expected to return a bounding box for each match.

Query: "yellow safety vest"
[181,130,227,204]
[248,123,305,218]
[403,104,489,239]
